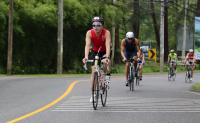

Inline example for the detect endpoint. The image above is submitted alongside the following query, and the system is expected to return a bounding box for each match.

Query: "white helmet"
[189,49,193,53]
[126,32,134,38]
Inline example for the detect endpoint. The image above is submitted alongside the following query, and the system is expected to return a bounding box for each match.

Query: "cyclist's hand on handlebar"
[123,58,126,62]
[82,57,88,64]
[105,57,110,64]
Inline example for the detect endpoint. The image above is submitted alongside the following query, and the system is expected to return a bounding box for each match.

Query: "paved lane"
[1,73,200,123]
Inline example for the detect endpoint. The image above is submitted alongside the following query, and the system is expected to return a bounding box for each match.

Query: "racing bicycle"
[168,61,176,81]
[185,61,193,83]
[126,58,138,91]
[83,50,109,110]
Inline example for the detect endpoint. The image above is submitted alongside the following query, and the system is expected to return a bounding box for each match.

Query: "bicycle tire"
[189,69,192,83]
[136,68,140,86]
[131,68,134,91]
[129,67,132,91]
[185,71,188,83]
[92,72,99,110]
[101,82,107,106]
[168,69,171,81]
[172,67,176,81]
[172,73,176,81]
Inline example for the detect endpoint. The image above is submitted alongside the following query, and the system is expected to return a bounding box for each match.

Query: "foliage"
[0,0,200,74]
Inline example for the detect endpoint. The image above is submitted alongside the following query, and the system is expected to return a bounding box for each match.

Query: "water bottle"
[94,55,99,67]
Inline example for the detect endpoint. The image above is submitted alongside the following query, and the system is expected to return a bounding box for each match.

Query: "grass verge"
[194,83,200,90]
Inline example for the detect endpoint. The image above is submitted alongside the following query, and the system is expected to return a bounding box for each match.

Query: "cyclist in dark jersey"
[82,16,111,102]
[121,32,141,86]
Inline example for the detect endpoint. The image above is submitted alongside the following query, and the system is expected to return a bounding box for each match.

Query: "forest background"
[0,0,200,74]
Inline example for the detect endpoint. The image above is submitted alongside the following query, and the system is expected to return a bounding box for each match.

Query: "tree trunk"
[164,0,169,62]
[114,25,121,63]
[196,0,200,16]
[132,0,139,39]
[150,0,160,51]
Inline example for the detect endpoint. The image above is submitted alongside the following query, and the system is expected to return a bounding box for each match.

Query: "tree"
[150,0,160,51]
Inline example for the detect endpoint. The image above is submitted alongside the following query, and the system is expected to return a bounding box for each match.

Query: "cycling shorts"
[138,61,143,66]
[124,50,137,60]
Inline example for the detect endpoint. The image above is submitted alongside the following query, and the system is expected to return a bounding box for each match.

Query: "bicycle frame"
[185,61,193,83]
[126,58,137,91]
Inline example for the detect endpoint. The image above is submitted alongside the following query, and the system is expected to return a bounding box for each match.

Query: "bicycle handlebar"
[125,58,138,62]
[83,59,109,71]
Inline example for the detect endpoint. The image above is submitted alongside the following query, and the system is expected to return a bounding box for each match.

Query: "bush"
[110,66,123,73]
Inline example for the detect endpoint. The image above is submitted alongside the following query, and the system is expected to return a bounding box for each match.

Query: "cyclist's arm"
[135,39,141,58]
[85,30,91,58]
[142,53,145,63]
[168,54,170,63]
[174,54,177,62]
[193,54,196,62]
[105,30,111,58]
[185,54,188,62]
[121,39,126,59]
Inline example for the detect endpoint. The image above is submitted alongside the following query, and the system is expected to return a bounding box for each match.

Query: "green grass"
[1,60,200,77]
[194,83,200,90]
[0,74,91,77]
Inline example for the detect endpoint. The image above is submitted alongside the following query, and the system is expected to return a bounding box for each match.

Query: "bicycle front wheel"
[172,68,176,81]
[131,69,134,91]
[101,82,107,106]
[168,69,171,81]
[185,71,188,83]
[92,72,99,110]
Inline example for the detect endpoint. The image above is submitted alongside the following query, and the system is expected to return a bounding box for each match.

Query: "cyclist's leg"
[170,61,172,75]
[124,50,130,85]
[90,51,98,102]
[186,61,189,69]
[191,64,195,78]
[139,64,142,80]
[132,52,137,70]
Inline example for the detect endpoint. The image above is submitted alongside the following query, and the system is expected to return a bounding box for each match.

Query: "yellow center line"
[6,80,89,123]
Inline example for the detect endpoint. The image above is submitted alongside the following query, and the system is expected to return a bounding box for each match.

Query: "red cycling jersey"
[90,29,107,52]
[187,53,194,60]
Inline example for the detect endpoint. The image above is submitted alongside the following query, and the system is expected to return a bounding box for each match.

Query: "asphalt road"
[1,72,200,123]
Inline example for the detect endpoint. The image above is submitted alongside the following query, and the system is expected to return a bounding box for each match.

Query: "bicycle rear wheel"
[101,82,107,106]
[136,69,140,85]
[92,72,99,110]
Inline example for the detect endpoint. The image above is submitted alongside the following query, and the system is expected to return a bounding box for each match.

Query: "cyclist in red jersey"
[82,16,111,102]
[185,49,196,81]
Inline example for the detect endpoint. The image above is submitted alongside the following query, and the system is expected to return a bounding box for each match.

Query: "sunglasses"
[92,24,101,27]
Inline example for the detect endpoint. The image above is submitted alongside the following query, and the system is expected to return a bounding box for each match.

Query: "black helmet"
[92,16,104,25]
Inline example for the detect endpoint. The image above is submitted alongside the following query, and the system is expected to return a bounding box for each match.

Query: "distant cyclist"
[167,49,177,77]
[121,32,141,86]
[138,48,145,80]
[185,49,196,81]
[82,16,111,102]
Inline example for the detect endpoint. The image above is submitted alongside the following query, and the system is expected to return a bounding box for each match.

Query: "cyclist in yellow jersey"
[167,49,177,77]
